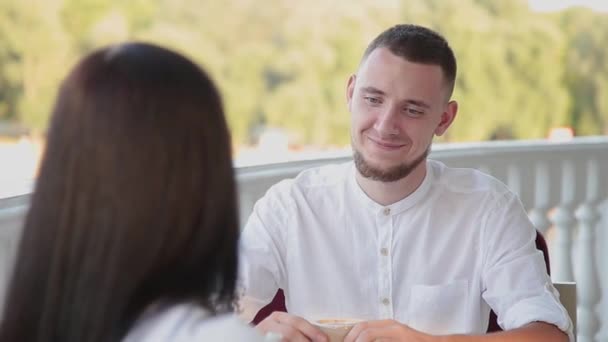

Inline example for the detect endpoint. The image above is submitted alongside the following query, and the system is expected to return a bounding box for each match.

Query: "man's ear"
[435,100,458,136]
[346,74,356,111]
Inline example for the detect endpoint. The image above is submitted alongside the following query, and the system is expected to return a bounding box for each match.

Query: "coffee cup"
[312,318,363,342]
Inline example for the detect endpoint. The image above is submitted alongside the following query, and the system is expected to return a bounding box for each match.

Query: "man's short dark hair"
[362,24,457,99]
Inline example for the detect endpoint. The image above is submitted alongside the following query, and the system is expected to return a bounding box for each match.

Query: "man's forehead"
[356,49,449,101]
[360,49,442,76]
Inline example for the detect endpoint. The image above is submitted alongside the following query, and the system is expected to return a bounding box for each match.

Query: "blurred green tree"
[0,0,606,144]
[559,7,608,135]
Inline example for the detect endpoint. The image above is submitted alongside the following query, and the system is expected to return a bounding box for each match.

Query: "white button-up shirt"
[239,160,573,340]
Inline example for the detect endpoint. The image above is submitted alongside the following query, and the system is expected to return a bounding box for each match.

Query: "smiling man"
[238,24,573,342]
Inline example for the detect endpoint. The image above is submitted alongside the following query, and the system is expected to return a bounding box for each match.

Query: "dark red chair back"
[252,230,551,332]
[252,290,287,324]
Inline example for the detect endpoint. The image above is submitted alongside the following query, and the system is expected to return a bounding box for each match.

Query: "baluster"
[237,188,255,230]
[506,165,522,197]
[550,160,576,282]
[528,162,551,234]
[574,159,601,342]
[0,205,27,317]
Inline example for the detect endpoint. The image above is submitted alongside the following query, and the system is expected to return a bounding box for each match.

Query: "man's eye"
[405,108,424,116]
[364,96,381,105]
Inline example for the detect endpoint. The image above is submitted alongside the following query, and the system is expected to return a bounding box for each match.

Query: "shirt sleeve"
[481,192,574,341]
[237,180,292,322]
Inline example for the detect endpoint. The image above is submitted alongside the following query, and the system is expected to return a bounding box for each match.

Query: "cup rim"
[311,317,364,328]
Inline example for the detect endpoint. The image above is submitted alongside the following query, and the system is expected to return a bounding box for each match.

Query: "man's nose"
[373,106,400,137]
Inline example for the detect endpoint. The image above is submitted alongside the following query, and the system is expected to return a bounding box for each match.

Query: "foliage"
[0,0,606,144]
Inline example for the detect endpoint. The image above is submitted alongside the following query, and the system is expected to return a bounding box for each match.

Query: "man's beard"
[353,147,430,182]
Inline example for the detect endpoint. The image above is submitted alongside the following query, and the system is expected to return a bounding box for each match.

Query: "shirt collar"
[348,160,433,216]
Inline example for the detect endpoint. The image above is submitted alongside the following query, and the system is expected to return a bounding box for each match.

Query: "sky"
[528,0,608,12]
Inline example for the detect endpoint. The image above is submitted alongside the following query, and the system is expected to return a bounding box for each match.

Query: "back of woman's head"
[0,43,239,342]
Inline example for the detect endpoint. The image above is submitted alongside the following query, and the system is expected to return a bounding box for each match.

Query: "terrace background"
[1,0,607,340]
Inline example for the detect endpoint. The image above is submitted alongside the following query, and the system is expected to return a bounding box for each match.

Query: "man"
[238,24,573,342]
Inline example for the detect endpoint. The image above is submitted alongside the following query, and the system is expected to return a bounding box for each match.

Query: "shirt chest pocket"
[407,280,469,335]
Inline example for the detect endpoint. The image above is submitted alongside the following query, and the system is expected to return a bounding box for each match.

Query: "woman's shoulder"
[192,312,266,341]
[124,303,265,342]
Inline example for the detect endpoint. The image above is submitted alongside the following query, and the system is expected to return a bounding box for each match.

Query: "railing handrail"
[3,136,608,200]
[236,136,608,180]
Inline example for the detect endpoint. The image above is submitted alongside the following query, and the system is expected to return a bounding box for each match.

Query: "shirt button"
[383,207,391,216]
[380,247,389,256]
[382,298,390,305]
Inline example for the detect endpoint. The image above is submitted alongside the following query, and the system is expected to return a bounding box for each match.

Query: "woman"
[0,43,264,341]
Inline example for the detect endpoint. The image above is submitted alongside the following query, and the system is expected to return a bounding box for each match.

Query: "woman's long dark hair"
[0,43,239,342]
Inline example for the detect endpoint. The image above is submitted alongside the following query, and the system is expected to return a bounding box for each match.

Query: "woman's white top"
[123,303,265,342]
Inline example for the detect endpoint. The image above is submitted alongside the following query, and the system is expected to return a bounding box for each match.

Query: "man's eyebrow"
[360,86,386,95]
[404,99,431,109]
[360,86,431,109]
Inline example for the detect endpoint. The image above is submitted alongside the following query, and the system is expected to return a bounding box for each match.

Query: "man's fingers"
[345,326,386,342]
[276,314,327,341]
[258,312,328,342]
[344,320,404,342]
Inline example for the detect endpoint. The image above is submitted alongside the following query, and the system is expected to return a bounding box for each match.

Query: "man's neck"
[355,161,428,206]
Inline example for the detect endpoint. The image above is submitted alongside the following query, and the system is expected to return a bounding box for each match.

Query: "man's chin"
[364,161,401,174]
[358,165,412,183]
[353,149,429,183]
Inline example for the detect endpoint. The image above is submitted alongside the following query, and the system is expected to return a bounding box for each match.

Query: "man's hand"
[344,320,569,342]
[256,311,329,342]
[344,319,435,342]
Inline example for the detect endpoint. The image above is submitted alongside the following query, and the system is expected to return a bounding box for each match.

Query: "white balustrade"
[0,197,27,312]
[551,160,576,282]
[529,162,552,235]
[575,159,603,342]
[1,136,607,340]
[506,165,522,197]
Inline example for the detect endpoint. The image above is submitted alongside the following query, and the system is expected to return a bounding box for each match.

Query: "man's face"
[347,47,457,182]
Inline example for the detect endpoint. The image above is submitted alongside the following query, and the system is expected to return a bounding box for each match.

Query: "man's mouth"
[367,136,406,150]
